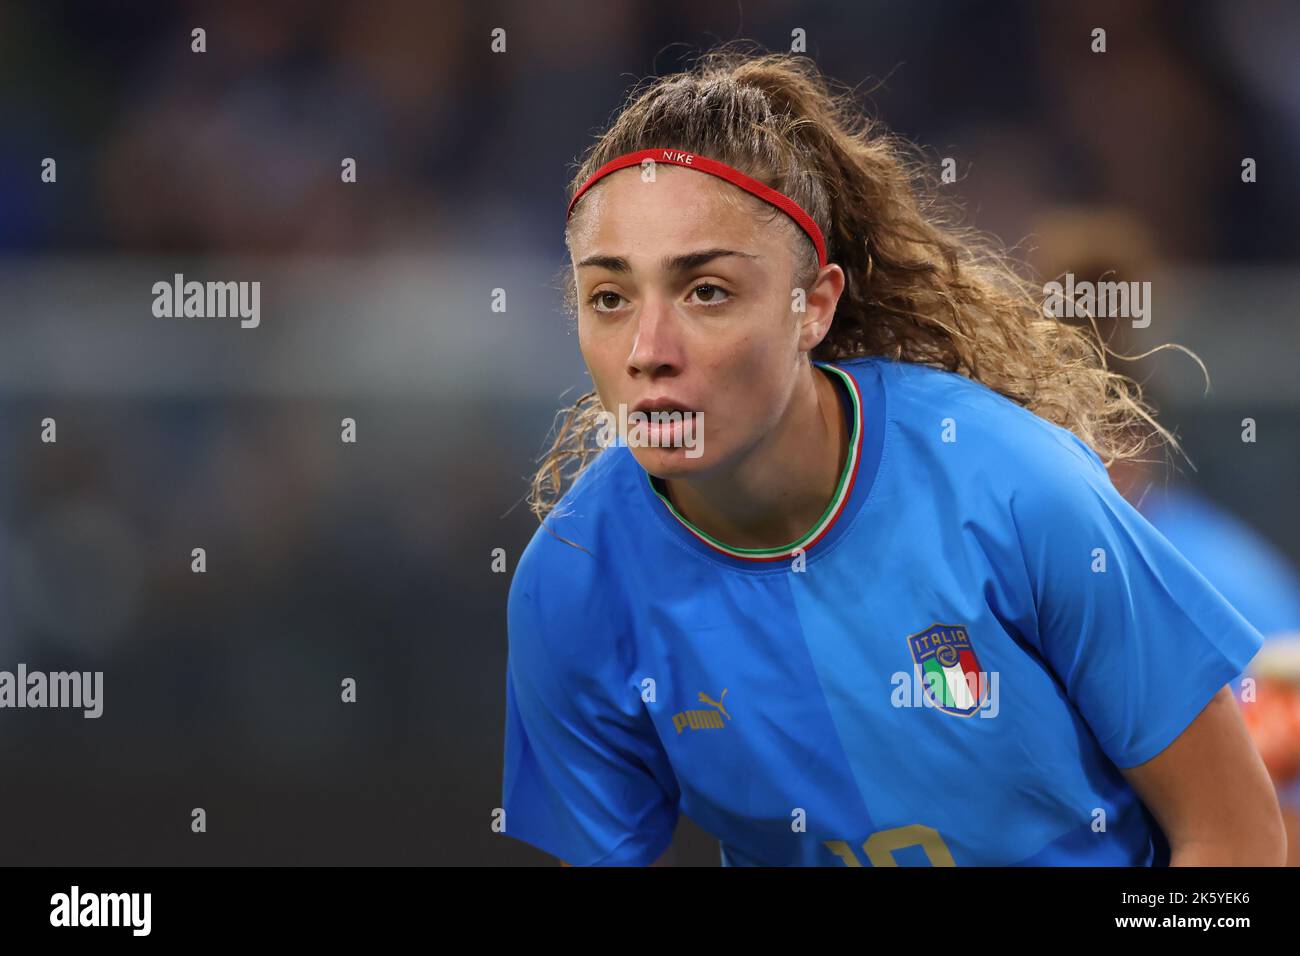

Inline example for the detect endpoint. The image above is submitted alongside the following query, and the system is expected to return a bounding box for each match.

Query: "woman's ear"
[796,263,845,352]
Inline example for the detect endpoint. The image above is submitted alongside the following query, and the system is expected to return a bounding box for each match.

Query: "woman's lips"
[626,401,702,450]
[634,397,694,415]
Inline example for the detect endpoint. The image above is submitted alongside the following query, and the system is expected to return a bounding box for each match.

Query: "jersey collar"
[642,361,866,566]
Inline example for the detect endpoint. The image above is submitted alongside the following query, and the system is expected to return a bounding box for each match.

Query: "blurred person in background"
[1032,206,1300,864]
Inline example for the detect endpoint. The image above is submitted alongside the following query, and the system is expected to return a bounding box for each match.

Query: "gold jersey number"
[824,824,956,866]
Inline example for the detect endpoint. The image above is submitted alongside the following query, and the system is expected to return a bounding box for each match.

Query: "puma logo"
[698,688,730,720]
[673,688,730,733]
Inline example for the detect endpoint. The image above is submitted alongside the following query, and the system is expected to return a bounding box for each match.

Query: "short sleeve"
[501,534,679,866]
[1011,439,1265,770]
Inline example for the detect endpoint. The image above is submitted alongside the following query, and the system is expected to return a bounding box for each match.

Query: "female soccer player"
[500,47,1284,866]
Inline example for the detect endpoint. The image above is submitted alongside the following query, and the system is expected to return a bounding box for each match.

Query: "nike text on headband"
[565,148,828,268]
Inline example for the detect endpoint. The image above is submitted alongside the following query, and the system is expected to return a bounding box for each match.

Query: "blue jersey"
[501,356,1264,866]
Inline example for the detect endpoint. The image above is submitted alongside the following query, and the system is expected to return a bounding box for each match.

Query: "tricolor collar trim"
[645,362,862,562]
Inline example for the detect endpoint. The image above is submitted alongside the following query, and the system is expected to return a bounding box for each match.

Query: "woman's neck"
[661,364,849,551]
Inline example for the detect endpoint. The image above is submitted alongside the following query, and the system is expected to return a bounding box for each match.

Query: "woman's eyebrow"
[575,248,759,273]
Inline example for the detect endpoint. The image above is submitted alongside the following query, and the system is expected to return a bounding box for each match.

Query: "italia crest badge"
[907,623,987,717]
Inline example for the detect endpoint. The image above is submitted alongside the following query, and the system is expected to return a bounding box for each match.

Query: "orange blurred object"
[1240,676,1300,782]
[1241,636,1300,782]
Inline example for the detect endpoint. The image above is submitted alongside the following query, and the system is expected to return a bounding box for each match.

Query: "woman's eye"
[588,291,624,312]
[587,285,730,312]
[690,283,731,305]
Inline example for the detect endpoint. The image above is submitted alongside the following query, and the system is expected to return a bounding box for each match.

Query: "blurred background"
[1,0,1298,865]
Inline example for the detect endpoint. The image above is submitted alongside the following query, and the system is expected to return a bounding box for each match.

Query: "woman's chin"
[630,444,711,480]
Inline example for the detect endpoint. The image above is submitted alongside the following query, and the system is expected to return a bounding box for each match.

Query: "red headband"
[565,147,828,268]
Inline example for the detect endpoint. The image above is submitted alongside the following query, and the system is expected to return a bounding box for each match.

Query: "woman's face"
[568,165,835,480]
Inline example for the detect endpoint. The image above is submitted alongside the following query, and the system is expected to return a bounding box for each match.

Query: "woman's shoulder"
[508,447,640,664]
[862,356,1108,478]
[512,445,642,594]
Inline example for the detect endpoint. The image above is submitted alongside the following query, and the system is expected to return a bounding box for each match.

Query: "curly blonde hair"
[530,43,1181,525]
